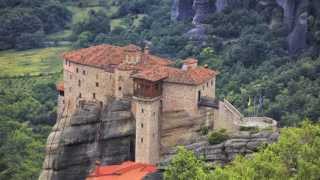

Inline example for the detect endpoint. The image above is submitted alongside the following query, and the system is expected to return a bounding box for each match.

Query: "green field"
[0,46,70,77]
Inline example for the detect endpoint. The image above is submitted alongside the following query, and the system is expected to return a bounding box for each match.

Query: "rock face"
[171,0,194,21]
[276,0,309,54]
[39,100,135,180]
[161,131,279,166]
[192,0,215,25]
[171,0,315,54]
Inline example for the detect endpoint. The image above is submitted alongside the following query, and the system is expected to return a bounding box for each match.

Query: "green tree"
[164,147,211,180]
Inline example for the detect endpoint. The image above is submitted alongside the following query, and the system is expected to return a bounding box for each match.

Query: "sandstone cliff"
[39,100,135,180]
[171,0,318,54]
[40,100,277,180]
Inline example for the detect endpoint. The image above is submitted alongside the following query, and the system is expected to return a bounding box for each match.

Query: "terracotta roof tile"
[182,58,198,65]
[63,44,172,69]
[63,44,125,68]
[86,161,157,180]
[123,44,141,51]
[131,65,217,85]
[131,65,169,82]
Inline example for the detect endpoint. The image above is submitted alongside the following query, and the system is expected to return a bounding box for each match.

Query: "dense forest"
[0,0,319,179]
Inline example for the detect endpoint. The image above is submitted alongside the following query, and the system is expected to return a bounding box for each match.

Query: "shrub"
[239,126,259,133]
[164,147,211,180]
[199,126,210,135]
[208,129,229,145]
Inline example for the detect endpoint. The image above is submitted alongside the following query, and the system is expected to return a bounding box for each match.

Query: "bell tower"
[123,44,141,65]
[132,77,163,164]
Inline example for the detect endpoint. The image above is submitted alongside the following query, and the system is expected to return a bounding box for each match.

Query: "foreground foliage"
[0,76,58,179]
[165,121,320,180]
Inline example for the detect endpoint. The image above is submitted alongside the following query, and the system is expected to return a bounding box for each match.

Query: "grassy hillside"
[0,47,69,77]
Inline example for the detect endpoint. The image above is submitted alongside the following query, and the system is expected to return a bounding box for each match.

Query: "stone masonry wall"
[162,77,215,116]
[162,83,198,115]
[134,97,161,164]
[114,69,134,98]
[64,60,115,112]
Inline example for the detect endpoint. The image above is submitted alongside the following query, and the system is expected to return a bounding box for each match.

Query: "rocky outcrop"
[39,100,135,180]
[192,0,215,25]
[276,0,309,54]
[161,130,279,166]
[171,0,316,54]
[171,0,194,21]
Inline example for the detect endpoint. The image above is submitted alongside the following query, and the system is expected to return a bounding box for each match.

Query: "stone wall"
[213,99,243,133]
[114,69,134,98]
[63,60,115,112]
[162,78,215,116]
[162,82,197,114]
[39,100,135,180]
[134,97,161,164]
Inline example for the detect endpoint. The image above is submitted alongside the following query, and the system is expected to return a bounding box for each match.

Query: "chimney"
[144,45,150,54]
[182,58,198,70]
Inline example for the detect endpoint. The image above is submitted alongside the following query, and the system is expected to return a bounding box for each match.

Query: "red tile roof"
[132,65,217,85]
[182,58,198,65]
[63,44,171,68]
[86,161,157,180]
[123,44,141,52]
[56,81,64,92]
[131,66,169,82]
[63,44,124,68]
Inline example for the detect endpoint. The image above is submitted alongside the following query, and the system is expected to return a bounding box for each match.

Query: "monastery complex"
[56,44,277,165]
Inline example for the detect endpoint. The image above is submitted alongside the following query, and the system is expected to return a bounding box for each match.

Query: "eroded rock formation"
[161,130,279,166]
[171,0,194,21]
[172,0,316,54]
[39,100,135,180]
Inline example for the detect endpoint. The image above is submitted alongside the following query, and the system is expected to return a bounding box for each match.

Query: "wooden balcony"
[133,79,162,99]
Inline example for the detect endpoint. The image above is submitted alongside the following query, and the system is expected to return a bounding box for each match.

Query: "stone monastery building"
[56,44,276,165]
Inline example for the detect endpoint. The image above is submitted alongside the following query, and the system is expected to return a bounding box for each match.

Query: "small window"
[65,60,68,65]
[68,61,71,67]
[76,68,79,73]
[83,70,86,75]
[141,108,144,113]
[62,100,65,104]
[78,80,81,87]
[96,82,99,87]
[118,86,122,91]
[141,138,143,143]
[211,80,214,85]
[207,82,209,87]
[141,123,144,128]
[93,93,96,99]
[79,93,82,98]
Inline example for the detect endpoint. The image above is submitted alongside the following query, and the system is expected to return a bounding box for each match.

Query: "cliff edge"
[39,100,135,180]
